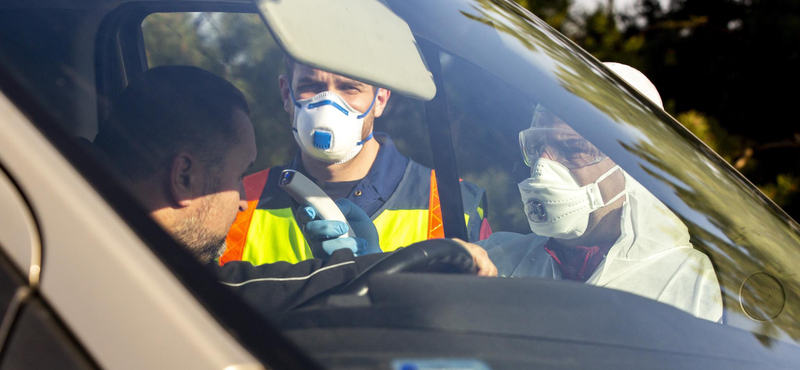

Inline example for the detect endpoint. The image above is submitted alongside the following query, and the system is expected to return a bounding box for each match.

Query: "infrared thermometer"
[278,169,356,239]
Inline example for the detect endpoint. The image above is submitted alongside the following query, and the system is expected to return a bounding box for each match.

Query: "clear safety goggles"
[519,127,607,169]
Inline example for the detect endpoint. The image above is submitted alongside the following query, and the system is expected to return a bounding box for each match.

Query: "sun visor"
[256,0,436,101]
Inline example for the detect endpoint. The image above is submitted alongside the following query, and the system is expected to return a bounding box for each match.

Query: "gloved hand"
[296,199,381,256]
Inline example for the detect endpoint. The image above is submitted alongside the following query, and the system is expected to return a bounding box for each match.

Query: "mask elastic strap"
[595,165,620,184]
[594,165,625,206]
[356,132,374,146]
[289,84,300,134]
[603,186,626,207]
[354,88,380,145]
[288,84,301,108]
[357,88,380,119]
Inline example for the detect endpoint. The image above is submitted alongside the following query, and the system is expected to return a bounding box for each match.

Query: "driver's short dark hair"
[95,66,250,182]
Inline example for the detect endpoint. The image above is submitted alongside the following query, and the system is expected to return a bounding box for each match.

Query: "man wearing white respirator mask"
[219,58,490,266]
[475,63,723,322]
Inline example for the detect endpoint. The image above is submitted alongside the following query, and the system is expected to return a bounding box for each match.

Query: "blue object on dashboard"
[392,359,491,370]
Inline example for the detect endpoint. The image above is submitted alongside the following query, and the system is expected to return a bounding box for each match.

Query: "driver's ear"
[168,153,197,208]
[372,88,391,118]
[279,74,293,114]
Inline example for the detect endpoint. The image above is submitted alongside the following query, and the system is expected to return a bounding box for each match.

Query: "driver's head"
[95,66,257,263]
[279,57,391,164]
[518,63,663,246]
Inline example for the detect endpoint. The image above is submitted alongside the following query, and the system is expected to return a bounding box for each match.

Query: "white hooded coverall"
[481,172,724,322]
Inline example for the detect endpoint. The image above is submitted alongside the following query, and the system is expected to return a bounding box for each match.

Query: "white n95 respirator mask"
[291,87,379,164]
[518,158,625,239]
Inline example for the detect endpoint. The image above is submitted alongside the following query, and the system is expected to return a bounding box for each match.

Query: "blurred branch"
[734,148,753,170]
[649,15,709,31]
[734,133,800,170]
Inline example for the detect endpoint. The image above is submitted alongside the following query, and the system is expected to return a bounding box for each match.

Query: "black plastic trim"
[0,227,98,368]
[0,291,101,370]
[418,38,469,240]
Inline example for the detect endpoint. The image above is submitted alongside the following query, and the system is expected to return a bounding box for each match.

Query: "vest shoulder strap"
[428,169,444,239]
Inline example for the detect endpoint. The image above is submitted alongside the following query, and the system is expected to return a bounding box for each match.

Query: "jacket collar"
[289,132,409,204]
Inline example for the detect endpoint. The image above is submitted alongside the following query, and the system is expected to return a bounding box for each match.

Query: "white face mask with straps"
[518,158,626,240]
[290,86,379,164]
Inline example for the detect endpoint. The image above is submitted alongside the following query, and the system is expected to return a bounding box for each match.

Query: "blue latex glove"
[296,199,381,256]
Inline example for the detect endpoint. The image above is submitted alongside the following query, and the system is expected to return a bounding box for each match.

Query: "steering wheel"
[337,238,476,296]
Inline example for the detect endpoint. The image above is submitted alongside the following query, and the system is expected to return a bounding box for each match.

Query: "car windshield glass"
[2,0,800,367]
[386,0,800,346]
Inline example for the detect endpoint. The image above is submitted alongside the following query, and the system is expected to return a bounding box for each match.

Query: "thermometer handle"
[278,169,356,239]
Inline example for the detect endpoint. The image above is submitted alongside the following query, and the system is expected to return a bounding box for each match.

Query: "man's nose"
[537,146,556,162]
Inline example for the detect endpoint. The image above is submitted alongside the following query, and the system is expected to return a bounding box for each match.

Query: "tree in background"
[515,0,800,220]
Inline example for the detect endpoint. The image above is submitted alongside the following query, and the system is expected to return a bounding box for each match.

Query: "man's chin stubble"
[192,237,227,264]
[172,215,228,264]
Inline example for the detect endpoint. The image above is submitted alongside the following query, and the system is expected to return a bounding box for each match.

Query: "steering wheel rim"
[337,238,476,296]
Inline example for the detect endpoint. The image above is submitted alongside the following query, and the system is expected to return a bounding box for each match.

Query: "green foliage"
[761,174,800,209]
[677,110,717,150]
[514,0,572,29]
[676,110,744,164]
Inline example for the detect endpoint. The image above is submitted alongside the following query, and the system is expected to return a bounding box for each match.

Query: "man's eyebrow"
[296,76,321,85]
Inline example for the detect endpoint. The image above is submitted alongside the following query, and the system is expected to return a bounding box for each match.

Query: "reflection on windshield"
[391,0,800,347]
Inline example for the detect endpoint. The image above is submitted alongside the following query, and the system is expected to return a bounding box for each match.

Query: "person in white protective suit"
[478,62,723,322]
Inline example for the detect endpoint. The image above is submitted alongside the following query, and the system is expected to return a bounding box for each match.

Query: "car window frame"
[0,164,98,368]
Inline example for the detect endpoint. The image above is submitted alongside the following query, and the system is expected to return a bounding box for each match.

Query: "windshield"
[2,0,800,367]
[396,0,800,345]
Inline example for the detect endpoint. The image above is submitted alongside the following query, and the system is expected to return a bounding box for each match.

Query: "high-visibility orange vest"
[220,161,487,265]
